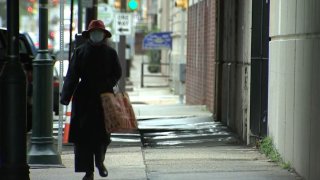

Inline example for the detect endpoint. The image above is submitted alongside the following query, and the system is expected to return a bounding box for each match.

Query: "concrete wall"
[269,1,320,179]
[157,0,171,76]
[217,0,252,141]
[236,0,252,142]
[165,1,187,96]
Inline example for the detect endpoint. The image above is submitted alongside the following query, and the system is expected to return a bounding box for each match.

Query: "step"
[132,104,212,119]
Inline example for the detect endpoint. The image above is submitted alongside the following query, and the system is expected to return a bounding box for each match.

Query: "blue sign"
[143,32,172,49]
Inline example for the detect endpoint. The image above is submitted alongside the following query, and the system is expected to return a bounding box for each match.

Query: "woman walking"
[60,20,122,180]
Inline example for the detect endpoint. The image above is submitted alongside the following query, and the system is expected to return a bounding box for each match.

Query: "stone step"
[133,104,212,119]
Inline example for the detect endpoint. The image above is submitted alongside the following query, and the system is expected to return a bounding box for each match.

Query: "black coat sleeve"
[99,48,122,93]
[60,49,80,105]
[108,49,122,87]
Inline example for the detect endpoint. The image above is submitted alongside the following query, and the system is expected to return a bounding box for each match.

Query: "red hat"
[82,20,112,38]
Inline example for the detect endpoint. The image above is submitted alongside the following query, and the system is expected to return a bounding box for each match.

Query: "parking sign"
[114,13,132,35]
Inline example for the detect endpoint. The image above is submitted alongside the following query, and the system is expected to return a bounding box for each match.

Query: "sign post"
[117,0,128,92]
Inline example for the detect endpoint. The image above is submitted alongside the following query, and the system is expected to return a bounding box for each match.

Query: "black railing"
[141,62,170,87]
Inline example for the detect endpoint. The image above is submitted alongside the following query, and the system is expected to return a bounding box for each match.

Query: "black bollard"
[0,0,30,179]
[27,0,62,167]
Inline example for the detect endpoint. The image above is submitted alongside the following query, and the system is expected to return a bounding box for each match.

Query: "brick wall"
[186,0,216,114]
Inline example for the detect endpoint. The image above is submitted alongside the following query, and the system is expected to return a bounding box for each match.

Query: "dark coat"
[60,41,122,143]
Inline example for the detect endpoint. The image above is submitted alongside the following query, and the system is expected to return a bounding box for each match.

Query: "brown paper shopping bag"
[100,92,137,133]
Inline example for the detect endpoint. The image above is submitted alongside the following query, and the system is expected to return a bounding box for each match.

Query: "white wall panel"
[293,39,311,178]
[295,0,305,34]
[286,0,297,35]
[279,0,288,35]
[309,39,320,180]
[283,41,295,163]
[269,0,320,179]
[275,43,286,156]
[268,41,280,140]
[268,0,278,37]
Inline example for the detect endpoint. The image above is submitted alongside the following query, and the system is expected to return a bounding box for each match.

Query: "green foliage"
[147,50,161,73]
[260,137,281,162]
[259,137,292,170]
[281,162,291,170]
[143,27,161,73]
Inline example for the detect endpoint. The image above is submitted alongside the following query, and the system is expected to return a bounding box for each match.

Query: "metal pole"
[227,63,231,126]
[0,0,30,179]
[85,0,98,28]
[78,0,83,33]
[179,10,185,104]
[27,0,62,167]
[141,63,144,87]
[69,0,74,61]
[119,0,127,92]
[57,0,65,154]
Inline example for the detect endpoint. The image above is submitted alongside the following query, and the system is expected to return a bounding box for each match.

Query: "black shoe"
[97,164,108,177]
[82,172,93,180]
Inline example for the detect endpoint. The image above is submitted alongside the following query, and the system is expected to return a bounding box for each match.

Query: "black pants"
[74,141,108,172]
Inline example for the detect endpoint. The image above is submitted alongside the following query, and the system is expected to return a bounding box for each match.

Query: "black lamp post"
[0,0,30,179]
[27,0,62,167]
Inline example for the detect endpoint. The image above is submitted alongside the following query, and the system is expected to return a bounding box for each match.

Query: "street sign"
[98,4,114,25]
[114,13,132,35]
[143,32,172,49]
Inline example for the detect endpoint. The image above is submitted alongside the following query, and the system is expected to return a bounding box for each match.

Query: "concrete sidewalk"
[30,146,146,180]
[30,144,301,180]
[30,104,301,180]
[30,55,301,179]
[144,146,300,180]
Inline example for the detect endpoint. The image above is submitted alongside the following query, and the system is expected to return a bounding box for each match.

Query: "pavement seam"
[141,147,149,180]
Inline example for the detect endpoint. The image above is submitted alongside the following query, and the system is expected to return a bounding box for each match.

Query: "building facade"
[157,0,187,102]
[186,0,252,142]
[157,1,320,178]
[186,0,320,179]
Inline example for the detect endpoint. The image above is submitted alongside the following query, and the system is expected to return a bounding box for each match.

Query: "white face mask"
[89,30,105,43]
